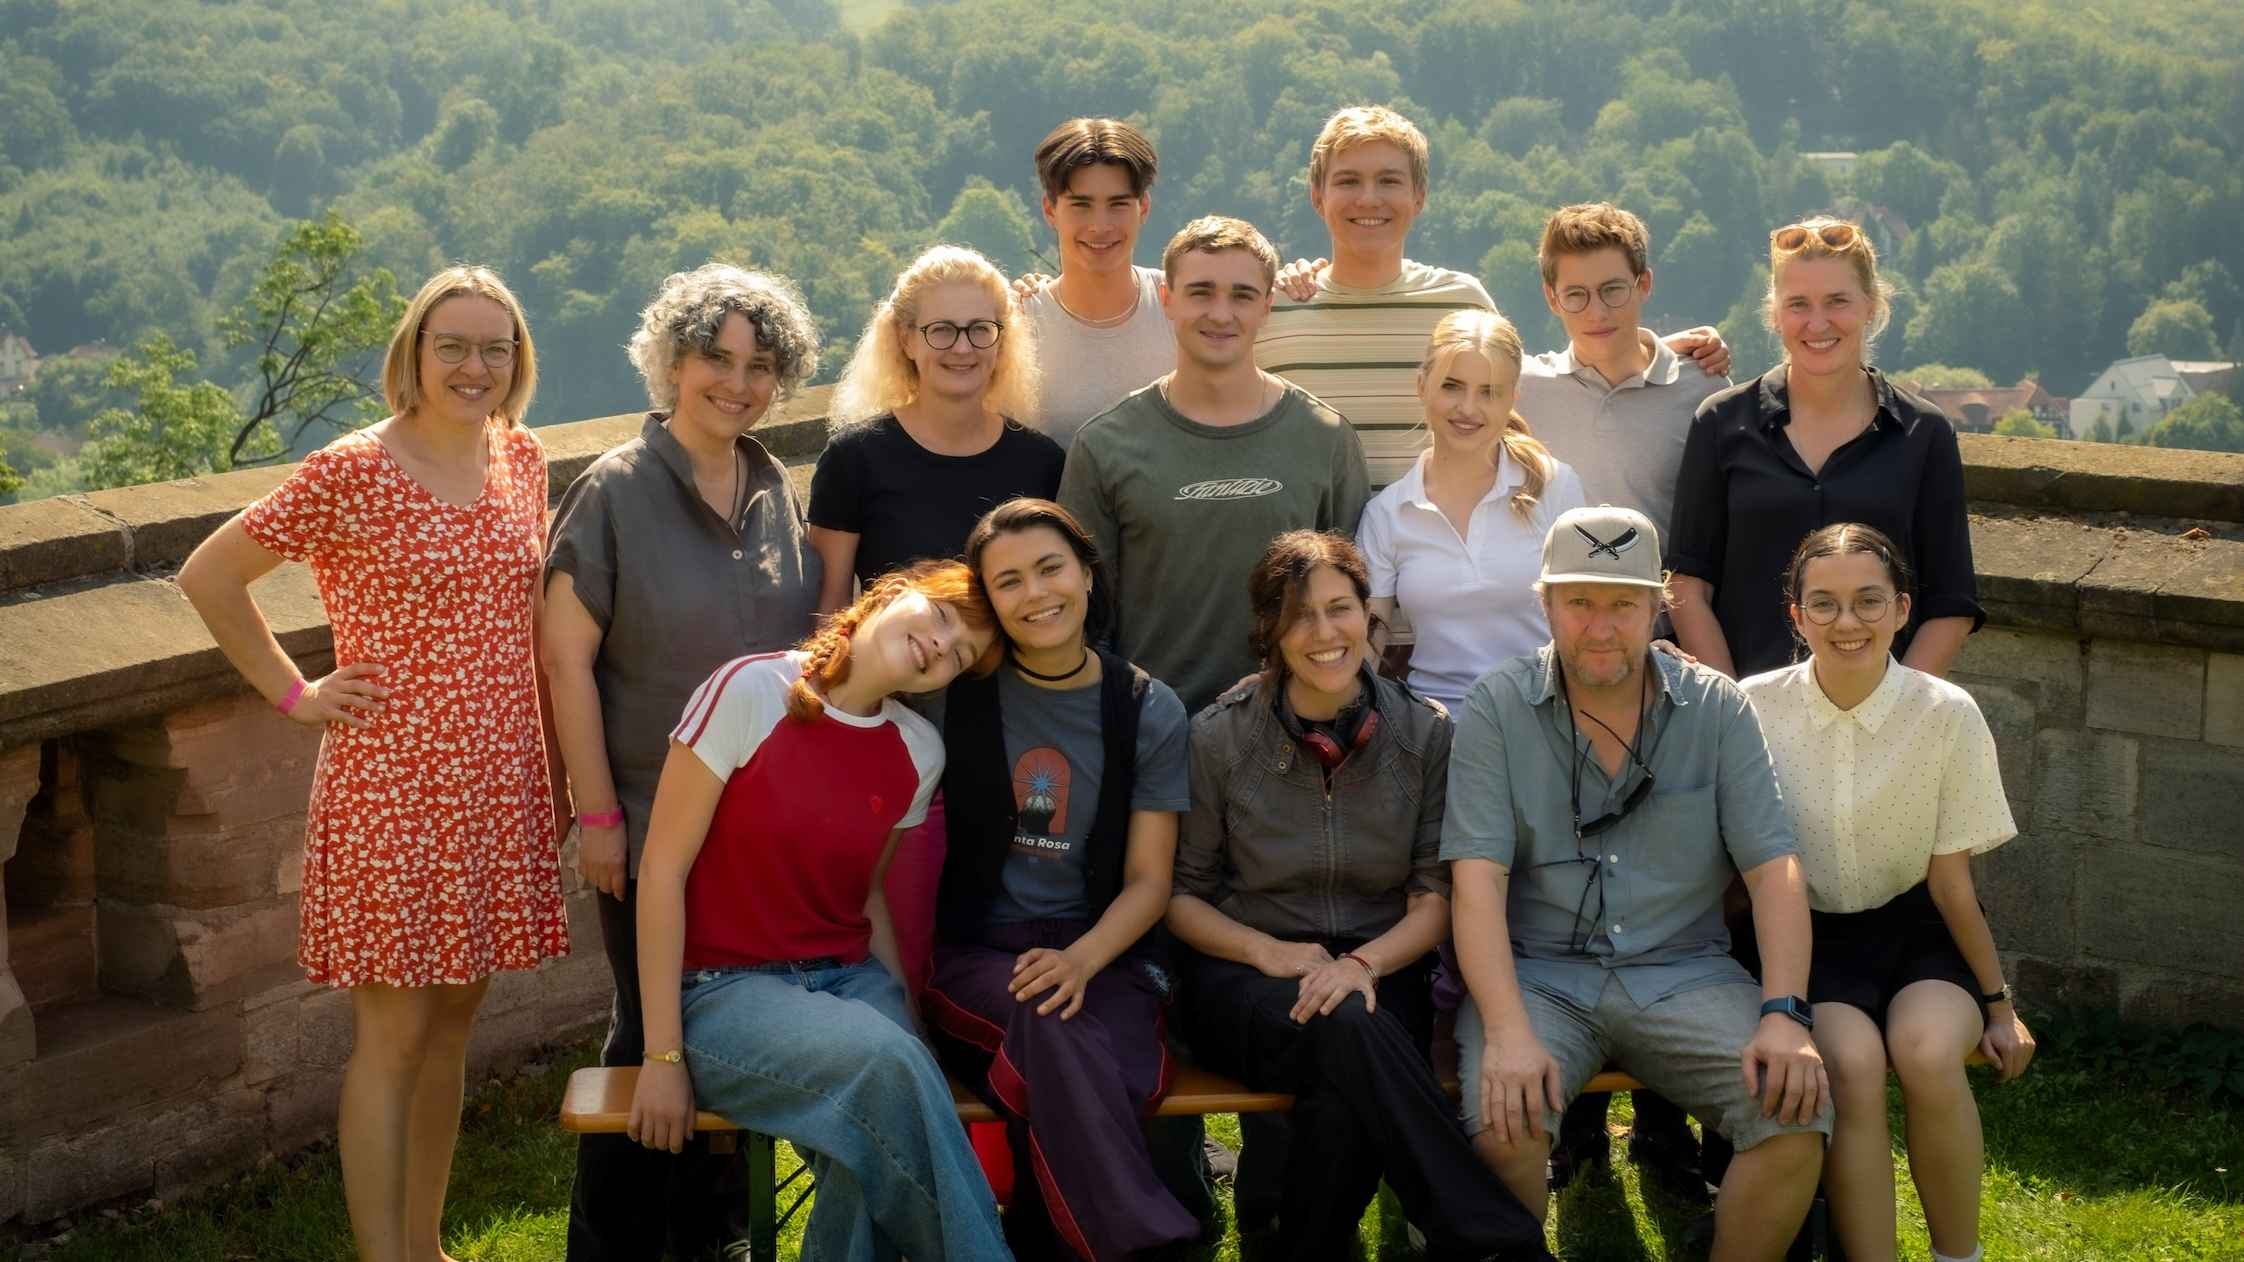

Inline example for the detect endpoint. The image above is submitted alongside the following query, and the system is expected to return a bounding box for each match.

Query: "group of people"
[175,105,2036,1262]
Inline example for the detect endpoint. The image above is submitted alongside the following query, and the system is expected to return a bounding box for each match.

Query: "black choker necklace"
[1012,646,1090,682]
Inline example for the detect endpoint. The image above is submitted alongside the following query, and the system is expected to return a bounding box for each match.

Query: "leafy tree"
[1898,364,1995,389]
[78,335,247,488]
[1992,408,2057,439]
[2146,393,2244,453]
[1906,261,2030,383]
[2088,416,2116,443]
[931,180,1038,279]
[219,211,403,464]
[2127,298,2221,360]
[0,457,21,498]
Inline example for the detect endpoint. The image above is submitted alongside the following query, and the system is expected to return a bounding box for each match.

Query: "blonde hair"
[1418,309,1553,522]
[1309,105,1430,195]
[1160,215,1281,288]
[785,559,1002,721]
[831,245,1040,423]
[381,265,537,425]
[1763,216,1895,363]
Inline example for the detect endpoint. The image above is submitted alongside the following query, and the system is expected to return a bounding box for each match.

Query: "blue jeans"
[680,958,1009,1262]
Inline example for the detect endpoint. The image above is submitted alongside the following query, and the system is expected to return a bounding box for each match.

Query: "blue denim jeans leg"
[679,958,1009,1262]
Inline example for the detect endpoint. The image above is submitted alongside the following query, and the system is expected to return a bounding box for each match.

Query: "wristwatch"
[644,1049,685,1065]
[1978,983,2013,1010]
[1760,996,1814,1030]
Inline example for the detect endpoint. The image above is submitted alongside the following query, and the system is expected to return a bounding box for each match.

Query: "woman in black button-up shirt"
[1667,217,1982,680]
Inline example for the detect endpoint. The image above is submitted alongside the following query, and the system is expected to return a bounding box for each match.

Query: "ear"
[1041,194,1060,230]
[1542,282,1563,319]
[1136,193,1152,223]
[1788,601,1810,644]
[1638,267,1655,304]
[1309,177,1326,215]
[1893,591,1913,633]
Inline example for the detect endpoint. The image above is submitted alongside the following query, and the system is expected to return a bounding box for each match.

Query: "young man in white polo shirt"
[1016,118,1177,449]
[1264,109,1730,489]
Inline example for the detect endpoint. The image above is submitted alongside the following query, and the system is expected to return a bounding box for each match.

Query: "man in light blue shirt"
[1444,505,1830,1261]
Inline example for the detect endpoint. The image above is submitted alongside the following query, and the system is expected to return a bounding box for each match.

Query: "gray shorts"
[1457,973,1832,1151]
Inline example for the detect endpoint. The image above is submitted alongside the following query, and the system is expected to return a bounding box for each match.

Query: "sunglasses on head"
[1771,222,1863,252]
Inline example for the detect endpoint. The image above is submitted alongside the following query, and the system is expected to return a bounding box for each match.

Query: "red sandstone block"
[96,897,299,1011]
[92,815,293,909]
[8,902,97,1012]
[266,1062,346,1153]
[4,999,242,1143]
[0,974,31,1067]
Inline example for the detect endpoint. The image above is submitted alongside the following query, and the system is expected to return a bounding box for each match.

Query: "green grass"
[8,1041,2240,1261]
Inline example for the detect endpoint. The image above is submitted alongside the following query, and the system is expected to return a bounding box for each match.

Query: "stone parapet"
[0,409,2235,1225]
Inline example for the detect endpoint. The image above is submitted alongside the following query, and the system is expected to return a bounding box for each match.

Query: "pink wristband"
[576,808,624,829]
[276,678,307,716]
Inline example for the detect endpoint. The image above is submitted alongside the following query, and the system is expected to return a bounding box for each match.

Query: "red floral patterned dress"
[243,421,569,988]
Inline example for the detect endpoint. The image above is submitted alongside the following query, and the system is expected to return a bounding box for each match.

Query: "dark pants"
[566,882,751,1262]
[926,921,1199,1262]
[1178,944,1551,1262]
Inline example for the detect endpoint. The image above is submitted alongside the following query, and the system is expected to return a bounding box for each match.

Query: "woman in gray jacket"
[1167,530,1548,1262]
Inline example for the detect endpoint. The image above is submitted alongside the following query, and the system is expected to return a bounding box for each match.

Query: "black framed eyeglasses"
[1800,592,1894,625]
[917,320,1003,350]
[1556,278,1641,314]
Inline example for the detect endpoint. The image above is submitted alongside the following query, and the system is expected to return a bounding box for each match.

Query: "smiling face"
[1278,564,1370,698]
[1544,245,1651,360]
[669,311,775,441]
[1418,345,1516,464]
[1044,163,1150,279]
[979,524,1092,656]
[1791,550,1911,672]
[416,294,516,428]
[1545,581,1658,690]
[1310,139,1424,261]
[902,279,1003,403]
[1774,255,1872,377]
[856,586,994,695]
[1161,247,1273,371]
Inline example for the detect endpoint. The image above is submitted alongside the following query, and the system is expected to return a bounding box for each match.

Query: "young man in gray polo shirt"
[1443,505,1830,1262]
[1519,203,1731,543]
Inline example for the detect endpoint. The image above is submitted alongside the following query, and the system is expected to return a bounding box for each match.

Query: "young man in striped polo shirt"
[1264,106,1730,489]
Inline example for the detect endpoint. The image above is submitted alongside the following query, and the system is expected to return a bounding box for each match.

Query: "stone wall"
[0,402,2237,1224]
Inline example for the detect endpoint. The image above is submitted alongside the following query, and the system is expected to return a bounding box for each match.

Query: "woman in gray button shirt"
[541,263,822,1261]
[1168,530,1548,1261]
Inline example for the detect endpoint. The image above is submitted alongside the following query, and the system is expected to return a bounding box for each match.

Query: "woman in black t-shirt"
[809,244,1064,613]
[1667,217,1982,681]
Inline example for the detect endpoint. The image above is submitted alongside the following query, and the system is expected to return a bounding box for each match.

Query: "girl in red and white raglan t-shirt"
[625,559,1011,1262]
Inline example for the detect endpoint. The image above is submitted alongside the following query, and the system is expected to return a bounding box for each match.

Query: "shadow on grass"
[1944,1066,2244,1206]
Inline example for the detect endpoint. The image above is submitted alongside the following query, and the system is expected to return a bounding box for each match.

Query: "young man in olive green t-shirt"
[1060,215,1370,714]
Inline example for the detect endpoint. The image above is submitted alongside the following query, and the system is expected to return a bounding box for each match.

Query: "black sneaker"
[1546,1131,1612,1191]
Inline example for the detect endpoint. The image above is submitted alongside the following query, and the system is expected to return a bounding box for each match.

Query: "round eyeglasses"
[1800,592,1893,625]
[917,320,1004,350]
[1556,279,1641,313]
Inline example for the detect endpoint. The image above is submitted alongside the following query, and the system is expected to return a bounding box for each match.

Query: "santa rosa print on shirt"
[1011,746,1072,858]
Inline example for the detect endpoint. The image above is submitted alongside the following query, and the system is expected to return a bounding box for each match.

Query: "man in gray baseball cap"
[1438,504,1832,1262]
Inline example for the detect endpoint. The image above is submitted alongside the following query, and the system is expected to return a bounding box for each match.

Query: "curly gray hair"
[628,263,821,409]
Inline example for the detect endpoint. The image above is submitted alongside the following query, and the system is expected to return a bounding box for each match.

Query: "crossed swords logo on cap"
[1573,523,1641,560]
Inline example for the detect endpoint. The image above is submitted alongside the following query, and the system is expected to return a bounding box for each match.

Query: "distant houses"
[2069,354,2238,439]
[1910,379,2067,434]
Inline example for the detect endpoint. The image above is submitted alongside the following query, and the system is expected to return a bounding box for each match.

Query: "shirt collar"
[1799,657,1905,733]
[1550,331,1680,391]
[1396,447,1525,513]
[1754,364,1907,433]
[643,411,775,491]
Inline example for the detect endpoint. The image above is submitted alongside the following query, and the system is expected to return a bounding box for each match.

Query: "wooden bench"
[560,1062,1643,1258]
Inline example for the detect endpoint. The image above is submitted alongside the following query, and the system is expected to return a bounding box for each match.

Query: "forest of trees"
[3,0,2242,496]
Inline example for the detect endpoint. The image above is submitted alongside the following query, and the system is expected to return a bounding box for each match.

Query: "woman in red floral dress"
[181,265,570,1262]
